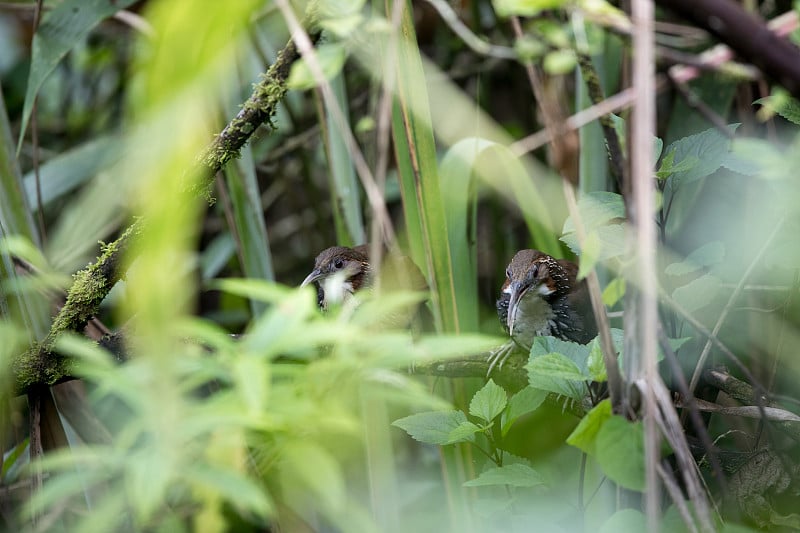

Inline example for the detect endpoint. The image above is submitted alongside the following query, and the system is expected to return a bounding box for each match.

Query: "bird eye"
[531,264,539,278]
[334,258,344,269]
[505,268,512,279]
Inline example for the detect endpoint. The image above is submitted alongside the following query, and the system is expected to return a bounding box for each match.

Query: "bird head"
[501,249,562,334]
[301,245,371,308]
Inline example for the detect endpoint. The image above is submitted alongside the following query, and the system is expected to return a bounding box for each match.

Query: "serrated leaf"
[656,149,699,180]
[672,274,722,313]
[287,44,347,90]
[470,379,508,422]
[595,416,646,491]
[18,0,139,150]
[562,192,625,233]
[527,352,589,381]
[463,464,546,487]
[602,277,625,307]
[448,421,483,443]
[577,231,601,280]
[527,337,594,400]
[501,386,547,436]
[392,410,469,445]
[664,241,725,276]
[663,125,738,187]
[566,399,612,456]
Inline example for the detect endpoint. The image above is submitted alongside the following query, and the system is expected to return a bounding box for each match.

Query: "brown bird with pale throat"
[490,249,597,372]
[301,244,429,329]
[301,245,372,309]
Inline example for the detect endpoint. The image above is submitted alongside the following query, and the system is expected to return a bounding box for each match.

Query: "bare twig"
[420,0,517,60]
[658,3,800,97]
[629,0,662,524]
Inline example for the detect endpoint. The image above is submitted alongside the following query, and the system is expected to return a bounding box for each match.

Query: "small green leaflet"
[755,93,800,125]
[501,386,547,436]
[469,379,508,422]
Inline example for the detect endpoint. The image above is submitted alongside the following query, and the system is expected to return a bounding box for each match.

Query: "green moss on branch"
[13,222,140,392]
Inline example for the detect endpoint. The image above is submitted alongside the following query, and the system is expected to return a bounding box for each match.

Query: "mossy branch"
[194,23,322,201]
[12,21,321,395]
[13,222,140,392]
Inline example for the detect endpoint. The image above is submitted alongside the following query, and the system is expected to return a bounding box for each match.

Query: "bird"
[489,249,597,372]
[300,244,429,328]
[301,244,372,309]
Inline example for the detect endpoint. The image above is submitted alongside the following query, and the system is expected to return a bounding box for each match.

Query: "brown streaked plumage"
[490,249,597,372]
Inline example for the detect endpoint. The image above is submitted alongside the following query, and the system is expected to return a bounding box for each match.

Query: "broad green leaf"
[562,191,625,233]
[663,125,738,187]
[664,241,725,276]
[448,421,483,443]
[599,509,648,533]
[501,386,547,436]
[527,352,589,381]
[595,415,646,491]
[18,0,139,151]
[287,43,347,90]
[672,273,722,313]
[463,464,546,487]
[469,379,508,422]
[755,93,800,125]
[527,336,594,400]
[392,410,470,445]
[560,224,625,260]
[602,277,625,307]
[655,149,698,180]
[566,399,611,456]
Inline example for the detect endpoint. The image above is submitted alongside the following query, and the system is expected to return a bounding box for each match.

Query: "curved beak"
[301,269,324,287]
[506,281,530,335]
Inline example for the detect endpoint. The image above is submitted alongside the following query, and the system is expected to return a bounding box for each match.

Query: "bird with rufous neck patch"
[489,249,597,373]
